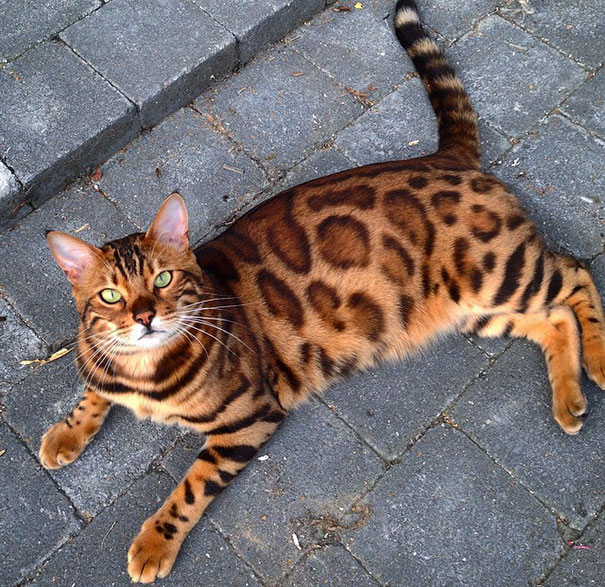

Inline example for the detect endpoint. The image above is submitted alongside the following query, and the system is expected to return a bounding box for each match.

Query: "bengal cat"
[39,0,604,582]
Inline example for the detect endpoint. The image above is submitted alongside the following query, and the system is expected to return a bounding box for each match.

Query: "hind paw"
[553,384,587,436]
[582,336,605,389]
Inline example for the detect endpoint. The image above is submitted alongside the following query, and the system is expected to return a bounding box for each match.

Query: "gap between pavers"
[0,0,331,231]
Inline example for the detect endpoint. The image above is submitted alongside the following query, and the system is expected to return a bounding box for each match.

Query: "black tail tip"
[395,0,419,12]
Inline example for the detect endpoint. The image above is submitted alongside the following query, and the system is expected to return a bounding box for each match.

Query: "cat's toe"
[128,525,178,583]
[582,345,605,390]
[553,406,584,435]
[39,422,84,469]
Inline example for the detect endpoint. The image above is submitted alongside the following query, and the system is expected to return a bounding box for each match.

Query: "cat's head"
[47,193,202,351]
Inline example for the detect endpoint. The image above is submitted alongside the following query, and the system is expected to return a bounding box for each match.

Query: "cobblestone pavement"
[1,1,604,585]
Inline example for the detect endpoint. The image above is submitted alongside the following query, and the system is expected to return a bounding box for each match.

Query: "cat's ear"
[146,193,189,250]
[47,231,102,285]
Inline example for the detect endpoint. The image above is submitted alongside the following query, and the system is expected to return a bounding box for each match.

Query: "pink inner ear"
[47,232,98,284]
[147,193,189,248]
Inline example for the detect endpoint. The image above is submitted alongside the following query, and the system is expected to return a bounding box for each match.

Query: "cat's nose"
[134,309,155,327]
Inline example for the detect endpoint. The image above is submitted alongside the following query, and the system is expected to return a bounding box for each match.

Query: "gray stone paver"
[0,298,46,388]
[0,181,137,344]
[0,161,22,229]
[447,15,587,138]
[418,0,501,41]
[0,0,100,62]
[561,67,605,139]
[546,512,605,586]
[277,147,354,193]
[500,0,605,69]
[4,355,181,518]
[0,41,140,221]
[32,472,261,587]
[493,114,605,259]
[195,46,364,176]
[281,545,379,587]
[162,400,384,582]
[335,77,438,165]
[96,107,268,246]
[344,426,563,586]
[1,1,604,585]
[292,1,413,101]
[61,0,237,128]
[449,340,605,531]
[0,420,81,585]
[195,0,324,64]
[323,335,488,460]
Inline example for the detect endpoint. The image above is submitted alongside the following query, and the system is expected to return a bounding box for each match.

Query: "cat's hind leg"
[562,264,605,389]
[40,389,112,468]
[464,307,585,434]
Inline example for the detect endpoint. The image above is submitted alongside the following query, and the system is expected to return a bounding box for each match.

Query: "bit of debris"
[257,454,269,461]
[505,42,528,53]
[408,140,420,146]
[20,347,72,367]
[155,166,162,178]
[291,71,305,77]
[90,169,102,183]
[517,0,535,15]
[101,521,117,550]
[0,449,6,458]
[292,532,302,550]
[74,223,90,234]
[261,515,267,521]
[566,541,593,550]
[334,5,351,12]
[223,164,244,175]
[0,316,6,322]
[354,2,363,8]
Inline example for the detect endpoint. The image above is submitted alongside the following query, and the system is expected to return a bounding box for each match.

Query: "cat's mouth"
[138,328,165,340]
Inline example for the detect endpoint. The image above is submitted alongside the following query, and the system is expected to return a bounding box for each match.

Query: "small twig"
[101,521,117,550]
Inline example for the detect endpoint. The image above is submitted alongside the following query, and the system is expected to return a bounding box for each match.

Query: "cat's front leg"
[127,417,285,583]
[40,389,112,469]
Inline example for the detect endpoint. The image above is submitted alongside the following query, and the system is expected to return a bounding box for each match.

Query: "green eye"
[154,271,172,288]
[100,288,122,304]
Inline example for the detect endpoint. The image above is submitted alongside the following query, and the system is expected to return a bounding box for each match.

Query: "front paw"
[128,519,180,583]
[39,421,87,469]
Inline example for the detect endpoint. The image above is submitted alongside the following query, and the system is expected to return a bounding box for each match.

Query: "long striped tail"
[394,0,480,167]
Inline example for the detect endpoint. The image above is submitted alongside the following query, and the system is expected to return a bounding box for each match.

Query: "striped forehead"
[103,235,152,281]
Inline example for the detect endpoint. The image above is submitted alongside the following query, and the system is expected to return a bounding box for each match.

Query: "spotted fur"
[39,1,605,582]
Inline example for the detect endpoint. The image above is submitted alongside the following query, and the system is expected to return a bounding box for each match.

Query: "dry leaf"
[20,347,73,367]
[291,71,305,77]
[90,169,102,182]
[354,1,363,8]
[408,139,420,146]
[334,6,351,12]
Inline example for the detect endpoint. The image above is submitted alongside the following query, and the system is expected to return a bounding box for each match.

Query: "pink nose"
[135,310,155,326]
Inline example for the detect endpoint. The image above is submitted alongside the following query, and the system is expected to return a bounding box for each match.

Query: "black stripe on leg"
[184,479,195,505]
[213,445,258,462]
[197,448,217,464]
[205,405,272,436]
[204,480,223,496]
[218,470,235,483]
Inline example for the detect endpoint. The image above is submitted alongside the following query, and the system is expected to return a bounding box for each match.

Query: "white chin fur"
[126,317,173,349]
